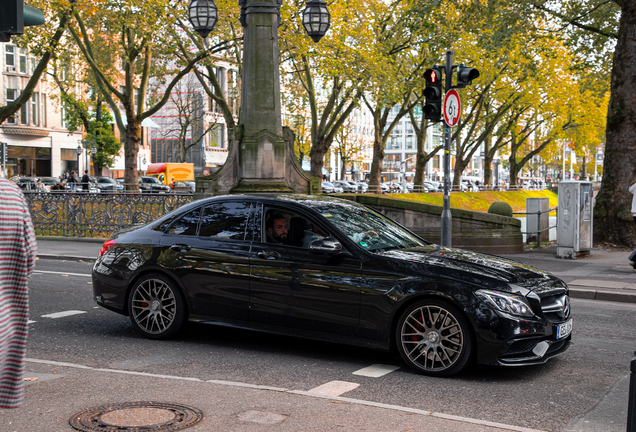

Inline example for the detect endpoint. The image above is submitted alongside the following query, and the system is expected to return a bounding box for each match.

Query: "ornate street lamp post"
[189,0,331,195]
[91,144,97,176]
[76,143,82,173]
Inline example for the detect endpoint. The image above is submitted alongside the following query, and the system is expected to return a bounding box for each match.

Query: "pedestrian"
[0,178,36,409]
[67,170,78,191]
[629,178,636,269]
[81,170,90,192]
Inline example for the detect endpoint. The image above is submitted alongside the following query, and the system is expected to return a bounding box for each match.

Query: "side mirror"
[308,237,343,256]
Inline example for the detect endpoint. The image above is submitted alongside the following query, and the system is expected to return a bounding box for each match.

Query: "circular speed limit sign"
[443,89,461,127]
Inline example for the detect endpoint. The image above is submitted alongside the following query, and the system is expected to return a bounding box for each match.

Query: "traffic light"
[0,0,45,42]
[423,67,443,122]
[456,64,480,88]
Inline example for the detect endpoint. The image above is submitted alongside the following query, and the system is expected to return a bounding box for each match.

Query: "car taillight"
[99,239,117,257]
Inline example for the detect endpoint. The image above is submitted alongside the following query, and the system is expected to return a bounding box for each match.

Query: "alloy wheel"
[399,304,465,373]
[131,278,177,335]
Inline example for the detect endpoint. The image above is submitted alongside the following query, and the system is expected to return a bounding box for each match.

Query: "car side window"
[263,208,327,248]
[199,202,250,240]
[167,208,201,235]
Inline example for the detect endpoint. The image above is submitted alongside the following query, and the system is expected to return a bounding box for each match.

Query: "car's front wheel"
[396,299,473,377]
[128,274,187,339]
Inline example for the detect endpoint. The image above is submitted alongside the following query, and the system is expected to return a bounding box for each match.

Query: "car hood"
[376,244,564,292]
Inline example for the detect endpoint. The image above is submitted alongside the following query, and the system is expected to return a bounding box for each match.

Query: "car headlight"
[475,289,536,318]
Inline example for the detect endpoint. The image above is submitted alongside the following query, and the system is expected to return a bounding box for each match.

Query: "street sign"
[443,89,461,127]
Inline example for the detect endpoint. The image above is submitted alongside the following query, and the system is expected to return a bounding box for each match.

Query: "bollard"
[628,351,636,432]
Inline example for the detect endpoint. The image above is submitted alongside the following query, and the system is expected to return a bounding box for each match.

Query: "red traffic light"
[424,69,440,83]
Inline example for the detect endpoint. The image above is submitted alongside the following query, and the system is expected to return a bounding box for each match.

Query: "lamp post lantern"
[302,0,331,42]
[188,0,218,40]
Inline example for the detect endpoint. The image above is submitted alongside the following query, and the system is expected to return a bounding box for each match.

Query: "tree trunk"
[414,116,428,188]
[594,3,636,247]
[369,136,384,188]
[124,114,141,192]
[309,137,329,178]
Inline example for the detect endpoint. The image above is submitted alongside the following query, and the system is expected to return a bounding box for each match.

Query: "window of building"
[6,89,17,124]
[405,135,414,150]
[61,105,67,129]
[31,92,39,126]
[20,93,29,124]
[388,136,402,150]
[41,93,47,127]
[405,154,416,171]
[19,49,27,74]
[5,45,15,67]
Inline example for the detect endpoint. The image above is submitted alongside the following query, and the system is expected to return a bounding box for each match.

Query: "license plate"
[556,319,573,339]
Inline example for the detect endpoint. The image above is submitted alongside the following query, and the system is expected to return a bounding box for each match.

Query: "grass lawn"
[389,189,559,215]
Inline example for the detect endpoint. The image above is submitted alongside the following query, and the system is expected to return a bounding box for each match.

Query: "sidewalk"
[35,237,636,304]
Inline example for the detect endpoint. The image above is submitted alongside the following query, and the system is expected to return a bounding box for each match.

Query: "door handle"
[257,250,281,260]
[170,244,191,252]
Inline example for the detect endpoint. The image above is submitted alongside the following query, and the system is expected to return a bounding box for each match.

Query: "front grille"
[503,337,540,356]
[540,293,570,322]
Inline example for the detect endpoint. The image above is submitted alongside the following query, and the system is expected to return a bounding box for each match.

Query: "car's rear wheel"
[128,274,186,339]
[396,299,473,377]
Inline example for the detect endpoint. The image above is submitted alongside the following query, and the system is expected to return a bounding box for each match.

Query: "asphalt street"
[0,243,634,432]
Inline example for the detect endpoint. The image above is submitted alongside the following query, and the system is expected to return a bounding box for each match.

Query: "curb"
[36,236,107,244]
[37,254,96,262]
[570,287,636,304]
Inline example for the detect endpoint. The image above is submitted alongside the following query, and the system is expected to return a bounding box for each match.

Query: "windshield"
[97,178,116,184]
[311,201,426,252]
[142,177,161,184]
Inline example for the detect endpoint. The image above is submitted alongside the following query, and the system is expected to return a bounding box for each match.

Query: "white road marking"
[34,270,91,278]
[24,358,547,432]
[352,364,399,378]
[307,380,360,396]
[41,310,87,319]
[27,320,36,324]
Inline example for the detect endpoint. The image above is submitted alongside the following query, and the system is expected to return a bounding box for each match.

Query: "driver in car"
[266,214,288,244]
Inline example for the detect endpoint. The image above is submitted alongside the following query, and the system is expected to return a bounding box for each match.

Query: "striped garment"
[0,179,36,409]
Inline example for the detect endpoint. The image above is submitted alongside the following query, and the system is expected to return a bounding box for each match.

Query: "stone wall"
[338,195,523,254]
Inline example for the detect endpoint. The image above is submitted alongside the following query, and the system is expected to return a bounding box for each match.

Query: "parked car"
[92,176,125,193]
[355,182,368,193]
[138,176,171,193]
[92,194,572,377]
[321,181,335,193]
[424,181,442,192]
[40,177,61,190]
[344,181,361,193]
[171,181,195,193]
[333,180,357,193]
[14,177,40,192]
[462,180,479,192]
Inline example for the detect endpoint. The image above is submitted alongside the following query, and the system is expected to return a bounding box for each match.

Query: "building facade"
[1,42,84,179]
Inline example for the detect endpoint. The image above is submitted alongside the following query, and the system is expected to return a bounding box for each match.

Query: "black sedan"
[92,194,572,377]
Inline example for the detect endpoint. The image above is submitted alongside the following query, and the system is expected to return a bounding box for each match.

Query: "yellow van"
[146,163,195,186]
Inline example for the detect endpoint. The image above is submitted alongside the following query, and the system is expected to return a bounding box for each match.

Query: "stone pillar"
[195,0,317,197]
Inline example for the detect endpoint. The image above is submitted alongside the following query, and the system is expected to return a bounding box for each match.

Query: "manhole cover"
[69,401,204,431]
